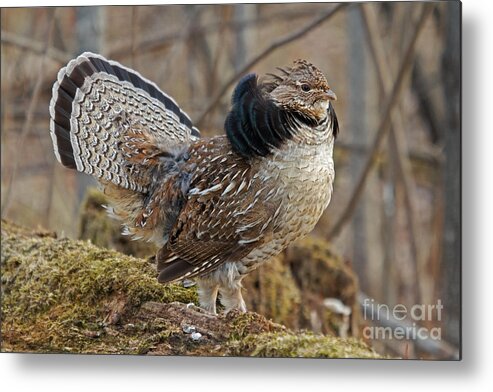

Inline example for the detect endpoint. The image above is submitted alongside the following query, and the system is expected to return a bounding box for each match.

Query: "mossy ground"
[1,220,382,358]
[1,220,196,354]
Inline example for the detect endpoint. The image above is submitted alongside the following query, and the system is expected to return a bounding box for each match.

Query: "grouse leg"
[219,284,247,313]
[197,279,220,314]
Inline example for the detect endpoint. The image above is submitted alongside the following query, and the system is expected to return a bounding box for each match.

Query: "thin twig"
[195,3,348,127]
[327,3,434,240]
[1,29,71,64]
[1,10,58,218]
[336,140,443,167]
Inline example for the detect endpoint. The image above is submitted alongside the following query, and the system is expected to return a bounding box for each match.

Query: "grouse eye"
[301,83,311,92]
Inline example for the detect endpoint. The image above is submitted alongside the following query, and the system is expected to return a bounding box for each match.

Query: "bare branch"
[336,141,443,167]
[1,29,71,64]
[195,3,348,127]
[327,3,434,240]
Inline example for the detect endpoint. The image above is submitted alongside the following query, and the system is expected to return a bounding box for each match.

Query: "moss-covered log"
[1,220,381,358]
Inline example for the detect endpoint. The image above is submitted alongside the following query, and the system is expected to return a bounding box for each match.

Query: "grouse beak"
[325,89,337,101]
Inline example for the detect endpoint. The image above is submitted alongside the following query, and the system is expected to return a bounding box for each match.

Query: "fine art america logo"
[362,297,443,341]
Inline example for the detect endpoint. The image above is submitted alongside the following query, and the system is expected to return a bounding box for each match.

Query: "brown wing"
[157,137,278,282]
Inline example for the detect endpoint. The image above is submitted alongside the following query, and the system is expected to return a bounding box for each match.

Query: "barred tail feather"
[49,52,200,192]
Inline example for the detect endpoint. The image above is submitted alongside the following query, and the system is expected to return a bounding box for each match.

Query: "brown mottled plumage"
[49,53,338,313]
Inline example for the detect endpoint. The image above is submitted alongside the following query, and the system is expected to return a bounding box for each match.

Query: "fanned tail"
[49,51,200,193]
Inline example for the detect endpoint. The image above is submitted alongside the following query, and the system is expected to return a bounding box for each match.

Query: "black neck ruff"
[225,74,338,158]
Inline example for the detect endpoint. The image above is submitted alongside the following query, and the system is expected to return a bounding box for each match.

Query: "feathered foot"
[219,286,247,313]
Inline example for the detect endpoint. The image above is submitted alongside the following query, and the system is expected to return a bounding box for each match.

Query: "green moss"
[231,331,381,359]
[226,312,382,359]
[228,310,285,340]
[1,220,197,353]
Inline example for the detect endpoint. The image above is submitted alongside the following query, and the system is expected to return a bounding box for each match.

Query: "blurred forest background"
[1,2,460,359]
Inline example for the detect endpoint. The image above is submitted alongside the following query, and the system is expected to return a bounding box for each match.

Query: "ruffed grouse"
[49,52,339,314]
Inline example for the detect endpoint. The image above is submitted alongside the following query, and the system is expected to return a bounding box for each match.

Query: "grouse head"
[263,59,337,124]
